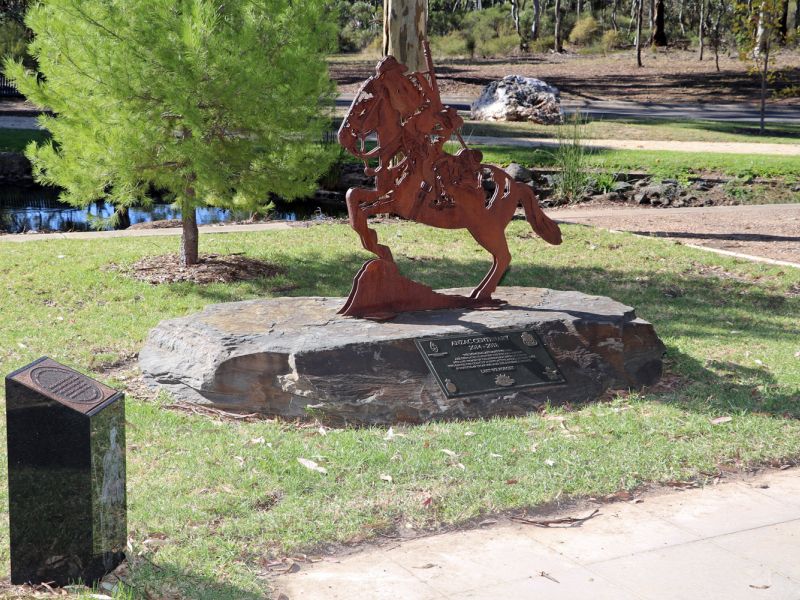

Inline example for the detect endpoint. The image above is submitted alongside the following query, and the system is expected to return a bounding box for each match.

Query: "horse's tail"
[519,185,562,245]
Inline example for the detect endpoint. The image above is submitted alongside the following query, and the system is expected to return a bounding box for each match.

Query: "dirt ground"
[548,202,800,265]
[331,49,800,105]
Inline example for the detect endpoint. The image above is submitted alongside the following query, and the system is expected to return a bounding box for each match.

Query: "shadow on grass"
[128,559,265,600]
[632,231,800,243]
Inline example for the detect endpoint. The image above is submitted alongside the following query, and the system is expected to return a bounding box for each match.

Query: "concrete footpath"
[278,468,800,600]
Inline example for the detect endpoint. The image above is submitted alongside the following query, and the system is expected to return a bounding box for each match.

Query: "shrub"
[431,32,470,57]
[569,16,600,46]
[0,20,32,68]
[530,35,556,53]
[552,114,590,204]
[478,34,521,57]
[601,29,623,52]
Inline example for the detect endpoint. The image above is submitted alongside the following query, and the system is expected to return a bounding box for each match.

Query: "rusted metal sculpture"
[338,42,562,319]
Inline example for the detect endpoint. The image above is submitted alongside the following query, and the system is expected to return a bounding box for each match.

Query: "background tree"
[0,0,31,68]
[384,0,428,70]
[734,0,784,132]
[7,0,337,266]
[635,0,645,65]
[652,0,669,44]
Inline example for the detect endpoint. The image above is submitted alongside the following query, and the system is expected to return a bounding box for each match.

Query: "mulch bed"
[114,253,286,285]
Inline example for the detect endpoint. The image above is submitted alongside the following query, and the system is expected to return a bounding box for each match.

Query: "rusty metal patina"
[338,41,562,319]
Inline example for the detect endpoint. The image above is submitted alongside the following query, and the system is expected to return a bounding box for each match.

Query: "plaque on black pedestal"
[6,357,126,586]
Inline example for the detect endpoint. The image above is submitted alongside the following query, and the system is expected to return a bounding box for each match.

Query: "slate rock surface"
[139,287,665,425]
[471,76,563,124]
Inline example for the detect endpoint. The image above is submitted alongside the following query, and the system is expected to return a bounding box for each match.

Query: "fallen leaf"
[413,563,437,569]
[544,459,556,467]
[489,453,503,458]
[754,359,764,366]
[384,427,395,440]
[380,474,393,483]
[711,416,732,425]
[543,414,564,422]
[455,462,466,470]
[249,437,265,445]
[478,519,497,527]
[530,444,539,453]
[749,584,771,590]
[464,431,477,437]
[665,480,698,489]
[297,458,327,475]
[441,449,457,458]
[604,490,634,502]
[506,479,519,485]
[318,426,327,436]
[422,496,433,507]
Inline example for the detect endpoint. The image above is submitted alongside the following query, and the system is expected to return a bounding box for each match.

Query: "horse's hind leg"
[346,188,393,261]
[468,227,511,300]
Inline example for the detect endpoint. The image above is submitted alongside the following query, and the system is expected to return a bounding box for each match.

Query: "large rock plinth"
[139,288,665,425]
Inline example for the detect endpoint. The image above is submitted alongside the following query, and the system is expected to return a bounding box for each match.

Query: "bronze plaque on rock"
[415,328,566,398]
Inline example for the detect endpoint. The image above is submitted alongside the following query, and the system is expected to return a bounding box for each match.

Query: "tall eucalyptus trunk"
[635,0,644,66]
[699,0,706,60]
[383,0,428,72]
[554,0,563,50]
[678,0,686,35]
[532,0,542,39]
[653,0,668,45]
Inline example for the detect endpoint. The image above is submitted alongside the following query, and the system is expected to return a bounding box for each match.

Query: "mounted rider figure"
[339,42,483,214]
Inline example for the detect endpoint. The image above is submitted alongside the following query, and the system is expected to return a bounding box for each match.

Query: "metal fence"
[0,74,22,98]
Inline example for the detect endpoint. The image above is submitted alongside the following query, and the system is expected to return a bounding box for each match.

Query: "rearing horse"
[338,48,562,313]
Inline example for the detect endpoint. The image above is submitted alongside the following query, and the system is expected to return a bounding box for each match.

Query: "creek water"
[0,186,341,233]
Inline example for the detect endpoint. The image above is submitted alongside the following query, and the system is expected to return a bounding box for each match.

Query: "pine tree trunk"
[383,0,428,72]
[554,0,563,51]
[636,0,644,66]
[180,194,199,267]
[653,0,668,45]
[532,0,542,39]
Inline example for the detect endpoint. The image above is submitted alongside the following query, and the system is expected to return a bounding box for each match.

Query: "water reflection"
[0,186,340,233]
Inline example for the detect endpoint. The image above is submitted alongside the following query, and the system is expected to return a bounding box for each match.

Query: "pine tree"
[7,0,337,265]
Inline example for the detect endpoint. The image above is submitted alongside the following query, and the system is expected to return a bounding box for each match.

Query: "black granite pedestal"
[6,357,126,586]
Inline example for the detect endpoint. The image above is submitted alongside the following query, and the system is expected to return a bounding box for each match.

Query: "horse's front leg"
[345,187,394,261]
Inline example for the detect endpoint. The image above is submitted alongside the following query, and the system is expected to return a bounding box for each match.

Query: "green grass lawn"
[472,144,800,180]
[1,223,799,598]
[461,118,800,145]
[0,128,49,152]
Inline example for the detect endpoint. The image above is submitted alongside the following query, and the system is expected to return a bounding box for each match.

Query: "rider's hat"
[377,55,409,75]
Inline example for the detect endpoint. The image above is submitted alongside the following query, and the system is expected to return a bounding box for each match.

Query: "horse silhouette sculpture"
[338,42,562,319]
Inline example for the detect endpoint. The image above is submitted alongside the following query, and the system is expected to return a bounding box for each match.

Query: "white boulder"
[471,75,563,124]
